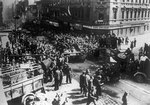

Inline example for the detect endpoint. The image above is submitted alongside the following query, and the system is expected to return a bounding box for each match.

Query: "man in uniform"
[80,71,86,94]
[84,69,91,97]
[94,75,104,99]
[54,67,61,90]
[65,64,72,83]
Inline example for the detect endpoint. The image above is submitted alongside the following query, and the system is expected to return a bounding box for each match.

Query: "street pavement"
[44,75,121,105]
[68,60,150,105]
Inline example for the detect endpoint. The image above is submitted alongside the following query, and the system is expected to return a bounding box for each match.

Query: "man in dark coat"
[65,64,72,83]
[80,71,86,94]
[54,67,61,90]
[133,38,137,47]
[122,92,128,105]
[130,41,134,50]
[94,75,103,99]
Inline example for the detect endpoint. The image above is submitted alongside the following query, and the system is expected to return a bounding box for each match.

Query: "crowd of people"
[79,69,103,105]
[79,66,118,105]
[0,30,100,65]
[1,25,150,105]
[98,33,123,49]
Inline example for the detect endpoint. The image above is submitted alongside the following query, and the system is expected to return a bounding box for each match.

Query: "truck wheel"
[134,74,145,83]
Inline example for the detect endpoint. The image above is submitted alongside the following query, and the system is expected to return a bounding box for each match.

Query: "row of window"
[119,25,149,35]
[113,9,150,20]
[122,0,150,4]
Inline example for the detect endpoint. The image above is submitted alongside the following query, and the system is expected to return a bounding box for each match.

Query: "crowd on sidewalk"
[0,30,125,65]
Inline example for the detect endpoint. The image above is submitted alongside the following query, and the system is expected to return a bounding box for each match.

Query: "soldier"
[59,68,63,86]
[84,69,91,97]
[80,71,86,94]
[54,67,61,90]
[88,76,94,95]
[130,41,134,50]
[66,64,72,84]
[94,75,104,99]
[125,37,129,45]
[133,38,137,47]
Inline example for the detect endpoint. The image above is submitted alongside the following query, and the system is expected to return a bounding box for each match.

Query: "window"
[113,11,117,19]
[130,11,133,18]
[147,25,149,30]
[144,25,146,31]
[126,11,129,20]
[138,27,140,32]
[113,8,117,19]
[141,11,144,18]
[121,29,123,34]
[122,11,124,19]
[134,11,137,18]
[138,11,140,18]
[145,10,147,17]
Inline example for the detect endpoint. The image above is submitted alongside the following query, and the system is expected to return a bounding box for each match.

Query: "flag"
[68,6,71,16]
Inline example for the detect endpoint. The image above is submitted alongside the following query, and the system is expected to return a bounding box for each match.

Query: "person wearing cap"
[94,74,104,99]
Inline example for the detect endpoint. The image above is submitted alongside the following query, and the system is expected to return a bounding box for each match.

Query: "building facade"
[39,0,150,36]
[109,0,150,37]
